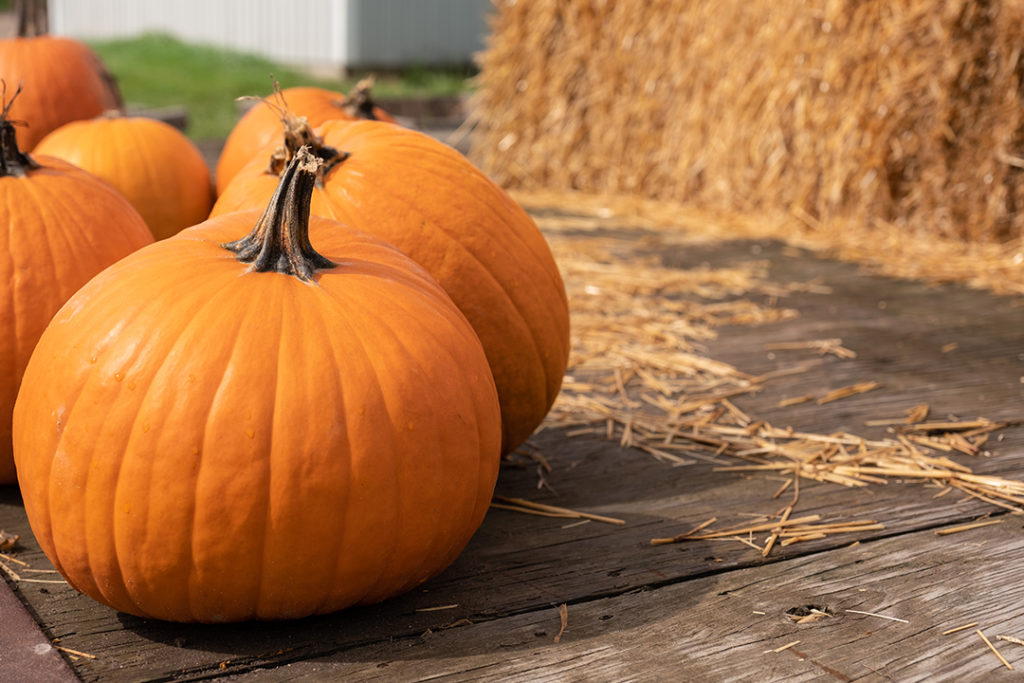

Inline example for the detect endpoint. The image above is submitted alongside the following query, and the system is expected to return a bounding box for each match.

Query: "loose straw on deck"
[492,496,625,525]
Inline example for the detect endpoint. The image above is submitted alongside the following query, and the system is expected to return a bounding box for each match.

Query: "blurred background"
[7,0,489,143]
[6,0,1023,283]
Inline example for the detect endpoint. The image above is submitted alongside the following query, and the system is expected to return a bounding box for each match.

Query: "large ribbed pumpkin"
[12,148,500,622]
[213,118,570,454]
[35,115,214,240]
[215,79,395,195]
[0,3,119,151]
[0,97,153,485]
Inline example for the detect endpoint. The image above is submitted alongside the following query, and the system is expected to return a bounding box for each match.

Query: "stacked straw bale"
[471,0,1024,243]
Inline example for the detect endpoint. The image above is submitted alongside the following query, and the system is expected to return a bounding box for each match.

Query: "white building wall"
[343,0,491,67]
[48,0,491,68]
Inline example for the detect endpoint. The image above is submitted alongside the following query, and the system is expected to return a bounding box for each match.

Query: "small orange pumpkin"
[215,79,395,195]
[0,4,119,150]
[35,115,215,240]
[0,89,153,484]
[214,117,570,454]
[13,147,500,622]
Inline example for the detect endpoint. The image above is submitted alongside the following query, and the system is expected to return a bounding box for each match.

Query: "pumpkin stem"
[0,82,39,178]
[222,146,336,281]
[338,76,385,120]
[15,0,48,37]
[240,76,350,184]
[266,115,349,182]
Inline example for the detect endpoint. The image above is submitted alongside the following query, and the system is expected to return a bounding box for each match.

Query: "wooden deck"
[2,216,1023,681]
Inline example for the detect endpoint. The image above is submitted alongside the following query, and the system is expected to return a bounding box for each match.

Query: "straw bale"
[472,0,1024,244]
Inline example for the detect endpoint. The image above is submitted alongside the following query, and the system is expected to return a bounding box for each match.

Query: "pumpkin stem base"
[0,83,40,178]
[15,0,48,37]
[267,115,348,185]
[338,76,385,121]
[223,146,336,281]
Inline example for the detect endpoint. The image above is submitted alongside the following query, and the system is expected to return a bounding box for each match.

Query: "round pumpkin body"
[35,116,214,240]
[0,36,118,150]
[216,84,395,195]
[12,152,501,622]
[214,120,570,454]
[0,126,153,485]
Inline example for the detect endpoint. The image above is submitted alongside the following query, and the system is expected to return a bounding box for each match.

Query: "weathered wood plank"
[688,241,1024,427]
[215,521,1024,681]
[0,574,78,682]
[3,423,1019,681]
[0,237,1020,681]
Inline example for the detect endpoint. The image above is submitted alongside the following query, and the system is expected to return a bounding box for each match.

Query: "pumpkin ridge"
[312,275,486,606]
[297,294,350,617]
[12,177,64,360]
[337,287,492,602]
[322,172,544,353]
[104,274,246,616]
[349,153,569,323]
[33,174,117,286]
[184,283,279,620]
[362,139,569,308]
[327,291,428,609]
[36,255,248,617]
[368,314,444,602]
[402,183,569,409]
[320,174,550,447]
[125,120,167,230]
[121,266,294,620]
[0,182,17,437]
[37,375,88,579]
[3,182,30,370]
[32,177,95,283]
[325,288,412,610]
[3,163,151,483]
[292,292,352,616]
[329,124,566,293]
[0,142,92,369]
[254,285,286,618]
[316,123,569,357]
[322,290,406,607]
[42,314,154,608]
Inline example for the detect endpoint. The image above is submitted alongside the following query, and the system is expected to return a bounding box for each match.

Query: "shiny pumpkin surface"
[36,116,214,240]
[0,155,153,484]
[12,208,501,622]
[215,86,395,195]
[0,36,118,150]
[214,120,571,454]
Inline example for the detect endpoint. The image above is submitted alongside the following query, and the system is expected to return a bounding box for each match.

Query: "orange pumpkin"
[214,118,570,455]
[35,115,214,240]
[215,79,395,195]
[0,4,119,151]
[0,92,153,485]
[13,147,500,622]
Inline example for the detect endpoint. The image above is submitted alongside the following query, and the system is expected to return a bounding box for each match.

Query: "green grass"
[90,33,475,141]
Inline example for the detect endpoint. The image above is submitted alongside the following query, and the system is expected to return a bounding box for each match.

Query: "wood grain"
[230,522,1024,682]
[0,236,1020,681]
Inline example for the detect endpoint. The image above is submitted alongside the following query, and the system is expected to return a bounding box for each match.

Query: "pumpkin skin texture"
[0,36,118,150]
[215,82,395,195]
[0,115,153,485]
[214,120,570,454]
[12,149,500,622]
[35,116,214,241]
